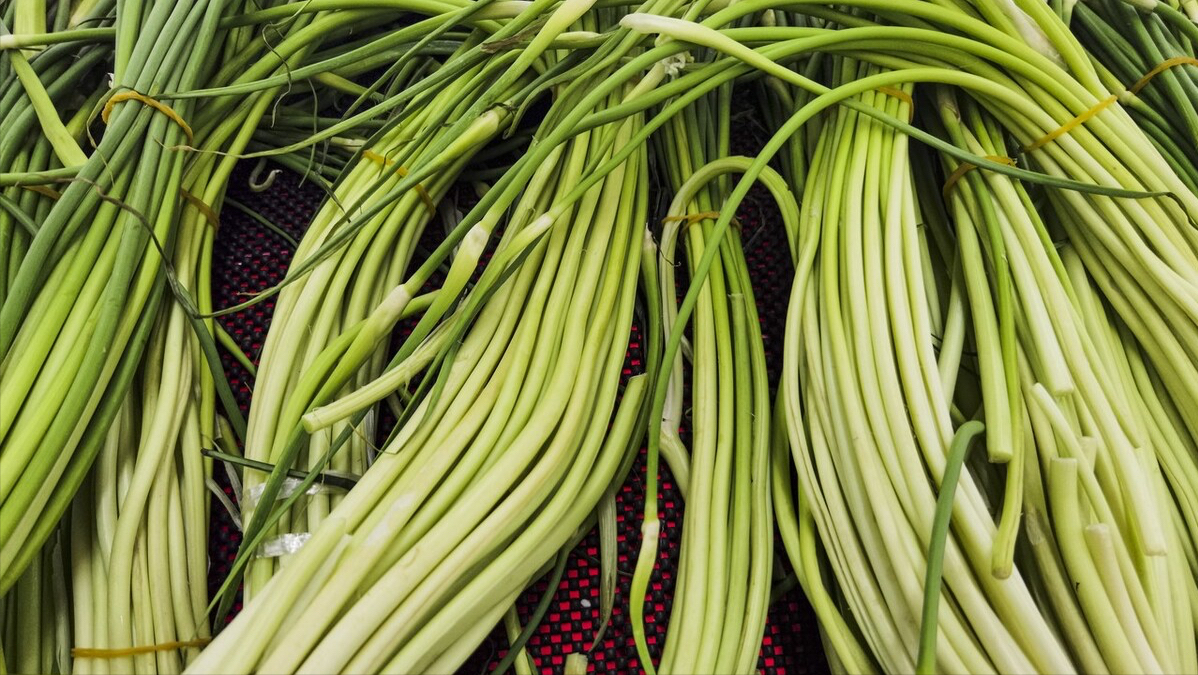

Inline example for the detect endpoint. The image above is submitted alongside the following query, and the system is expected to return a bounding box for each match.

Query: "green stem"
[915,420,984,675]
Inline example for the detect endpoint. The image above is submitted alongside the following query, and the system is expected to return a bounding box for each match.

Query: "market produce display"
[1,0,1196,672]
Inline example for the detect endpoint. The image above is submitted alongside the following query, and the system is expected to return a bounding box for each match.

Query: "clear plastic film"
[254,533,313,559]
[240,476,352,512]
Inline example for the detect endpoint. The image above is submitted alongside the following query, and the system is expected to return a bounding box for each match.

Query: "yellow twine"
[662,211,720,226]
[181,189,220,233]
[102,91,194,145]
[1023,95,1117,153]
[877,86,915,122]
[1021,57,1197,154]
[662,211,746,234]
[73,638,212,659]
[361,149,437,216]
[1130,56,1198,94]
[942,155,1016,199]
[20,185,61,200]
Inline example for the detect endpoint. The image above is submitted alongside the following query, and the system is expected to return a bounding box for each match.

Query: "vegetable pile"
[1,0,1196,673]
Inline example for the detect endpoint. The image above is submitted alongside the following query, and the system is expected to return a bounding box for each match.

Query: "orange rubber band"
[942,155,1016,199]
[73,638,211,659]
[1022,94,1117,153]
[102,91,194,145]
[20,185,61,200]
[181,189,220,233]
[877,86,915,122]
[361,149,437,216]
[1130,56,1198,94]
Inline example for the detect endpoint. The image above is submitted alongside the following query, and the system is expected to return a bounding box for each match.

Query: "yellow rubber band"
[1017,58,1196,154]
[73,638,211,659]
[1022,94,1117,153]
[948,58,1193,193]
[361,149,437,216]
[942,155,1016,199]
[20,185,61,200]
[877,86,915,122]
[662,211,720,226]
[102,91,194,145]
[1130,56,1198,94]
[661,211,745,234]
[181,189,220,233]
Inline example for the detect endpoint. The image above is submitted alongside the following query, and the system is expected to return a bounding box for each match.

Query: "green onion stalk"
[0,528,70,674]
[615,3,1198,670]
[60,3,397,672]
[630,95,778,674]
[0,0,233,596]
[189,0,591,607]
[768,62,1079,674]
[194,0,686,650]
[202,0,707,635]
[0,1,111,312]
[751,10,824,192]
[188,77,653,672]
[231,42,531,600]
[933,88,1198,673]
[1071,0,1198,191]
[792,71,971,675]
